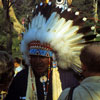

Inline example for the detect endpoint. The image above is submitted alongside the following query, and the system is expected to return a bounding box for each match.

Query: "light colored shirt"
[58,76,100,100]
[14,66,23,76]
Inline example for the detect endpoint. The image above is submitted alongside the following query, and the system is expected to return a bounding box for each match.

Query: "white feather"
[37,12,42,28]
[40,15,46,28]
[56,20,73,36]
[50,18,66,34]
[64,26,79,40]
[46,12,57,31]
[53,20,73,39]
[71,46,83,51]
[48,14,60,32]
[65,34,83,43]
[35,13,40,28]
[31,16,37,28]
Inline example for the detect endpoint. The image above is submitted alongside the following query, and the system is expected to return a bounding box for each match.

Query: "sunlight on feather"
[71,46,83,51]
[49,14,60,32]
[51,18,66,34]
[64,26,79,40]
[57,20,73,35]
[65,34,83,43]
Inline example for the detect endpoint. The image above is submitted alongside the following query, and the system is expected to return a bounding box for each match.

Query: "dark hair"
[14,57,21,64]
[0,51,14,84]
[80,42,100,73]
[22,59,28,68]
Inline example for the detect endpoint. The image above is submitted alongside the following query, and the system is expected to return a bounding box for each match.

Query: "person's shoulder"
[73,84,90,98]
[14,68,28,79]
[58,88,70,100]
[62,87,71,94]
[19,66,23,70]
[58,86,82,100]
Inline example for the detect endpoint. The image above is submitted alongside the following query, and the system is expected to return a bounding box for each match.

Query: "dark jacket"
[5,68,79,100]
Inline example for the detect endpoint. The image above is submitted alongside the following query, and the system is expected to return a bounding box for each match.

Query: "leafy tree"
[0,0,25,56]
[0,0,100,56]
[1,0,14,54]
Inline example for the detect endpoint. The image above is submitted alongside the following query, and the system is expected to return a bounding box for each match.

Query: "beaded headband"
[28,41,53,57]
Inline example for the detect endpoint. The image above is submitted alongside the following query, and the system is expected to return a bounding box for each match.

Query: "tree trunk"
[2,0,13,54]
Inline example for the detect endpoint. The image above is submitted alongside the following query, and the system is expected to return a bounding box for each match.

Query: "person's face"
[14,62,17,68]
[14,62,19,68]
[29,55,50,75]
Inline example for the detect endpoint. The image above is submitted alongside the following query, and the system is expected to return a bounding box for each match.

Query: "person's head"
[0,51,14,91]
[27,41,53,75]
[14,57,21,68]
[80,42,100,76]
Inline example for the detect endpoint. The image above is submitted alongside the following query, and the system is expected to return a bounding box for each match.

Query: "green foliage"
[0,7,21,55]
[0,0,100,55]
[0,8,5,32]
[13,0,35,23]
[95,36,100,41]
[12,36,22,57]
[72,0,100,35]
[0,8,7,50]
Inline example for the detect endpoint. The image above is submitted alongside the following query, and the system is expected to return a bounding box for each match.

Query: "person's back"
[0,51,14,100]
[58,43,100,100]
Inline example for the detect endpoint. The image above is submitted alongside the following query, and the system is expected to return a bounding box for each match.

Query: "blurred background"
[0,0,100,57]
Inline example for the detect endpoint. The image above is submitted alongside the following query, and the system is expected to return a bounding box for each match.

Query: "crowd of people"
[0,1,100,100]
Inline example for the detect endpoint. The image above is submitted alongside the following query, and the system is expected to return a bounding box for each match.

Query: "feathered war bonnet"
[21,2,96,72]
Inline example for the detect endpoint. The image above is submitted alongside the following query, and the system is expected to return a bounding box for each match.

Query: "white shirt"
[14,66,23,76]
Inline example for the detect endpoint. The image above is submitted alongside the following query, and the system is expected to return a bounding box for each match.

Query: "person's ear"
[82,63,87,71]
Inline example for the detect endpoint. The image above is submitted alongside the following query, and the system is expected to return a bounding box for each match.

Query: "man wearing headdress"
[5,1,96,100]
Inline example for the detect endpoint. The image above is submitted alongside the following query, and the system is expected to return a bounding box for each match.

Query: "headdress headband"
[28,41,53,57]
